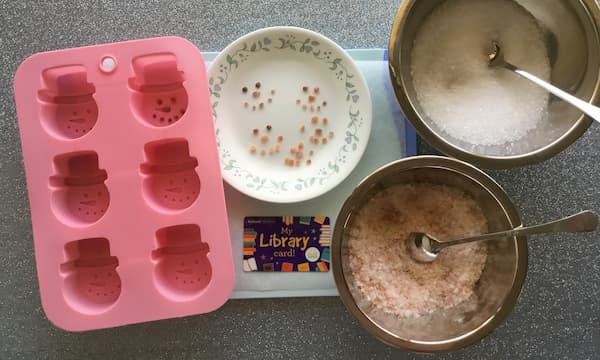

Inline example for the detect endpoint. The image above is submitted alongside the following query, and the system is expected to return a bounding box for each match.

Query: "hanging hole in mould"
[129,53,189,127]
[99,55,117,73]
[50,151,110,226]
[38,65,99,139]
[60,237,121,314]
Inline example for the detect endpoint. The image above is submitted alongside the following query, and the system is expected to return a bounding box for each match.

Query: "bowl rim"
[388,0,600,169]
[331,155,528,352]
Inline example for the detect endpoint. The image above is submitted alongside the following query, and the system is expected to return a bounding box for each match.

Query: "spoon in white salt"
[407,210,598,263]
[488,41,600,123]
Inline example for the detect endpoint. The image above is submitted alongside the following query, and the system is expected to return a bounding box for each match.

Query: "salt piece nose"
[176,268,195,275]
[165,186,183,194]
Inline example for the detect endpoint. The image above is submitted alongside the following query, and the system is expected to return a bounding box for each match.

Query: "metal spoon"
[488,41,600,123]
[407,210,598,263]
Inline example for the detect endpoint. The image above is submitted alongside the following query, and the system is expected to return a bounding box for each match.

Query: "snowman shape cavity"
[38,65,98,139]
[61,238,121,312]
[129,53,189,127]
[51,152,109,224]
[152,224,212,298]
[141,139,200,211]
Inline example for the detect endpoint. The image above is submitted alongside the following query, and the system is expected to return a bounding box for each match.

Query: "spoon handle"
[505,61,600,123]
[437,210,598,250]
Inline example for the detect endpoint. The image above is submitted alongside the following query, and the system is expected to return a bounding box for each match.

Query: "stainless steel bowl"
[332,156,528,352]
[389,0,600,168]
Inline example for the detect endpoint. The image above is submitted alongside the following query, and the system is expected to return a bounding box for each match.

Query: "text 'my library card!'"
[243,216,330,272]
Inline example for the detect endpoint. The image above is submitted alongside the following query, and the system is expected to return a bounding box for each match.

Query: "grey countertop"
[1,1,598,359]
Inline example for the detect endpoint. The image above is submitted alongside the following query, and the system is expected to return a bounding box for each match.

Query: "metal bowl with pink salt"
[332,156,528,352]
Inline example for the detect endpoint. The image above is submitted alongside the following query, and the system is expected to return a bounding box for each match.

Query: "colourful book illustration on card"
[242,216,331,272]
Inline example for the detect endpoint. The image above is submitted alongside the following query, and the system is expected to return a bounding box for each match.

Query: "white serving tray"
[204,49,416,298]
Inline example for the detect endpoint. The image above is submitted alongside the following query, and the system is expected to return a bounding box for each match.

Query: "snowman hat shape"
[38,65,96,101]
[67,238,118,268]
[51,152,107,186]
[153,224,209,257]
[141,139,198,174]
[129,53,185,92]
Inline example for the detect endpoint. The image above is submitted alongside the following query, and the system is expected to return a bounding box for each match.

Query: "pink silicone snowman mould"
[13,36,234,331]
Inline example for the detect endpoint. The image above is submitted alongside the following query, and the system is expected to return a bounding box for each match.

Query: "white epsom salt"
[411,0,550,146]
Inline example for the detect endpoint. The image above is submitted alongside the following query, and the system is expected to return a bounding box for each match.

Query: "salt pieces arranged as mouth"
[410,0,551,146]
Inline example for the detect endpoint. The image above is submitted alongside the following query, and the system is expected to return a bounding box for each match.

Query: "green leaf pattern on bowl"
[209,34,364,194]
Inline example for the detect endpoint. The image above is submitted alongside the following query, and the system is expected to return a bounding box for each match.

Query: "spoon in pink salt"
[407,210,598,263]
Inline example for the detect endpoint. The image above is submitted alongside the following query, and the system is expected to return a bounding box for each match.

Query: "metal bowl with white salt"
[389,0,600,168]
[331,156,528,352]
